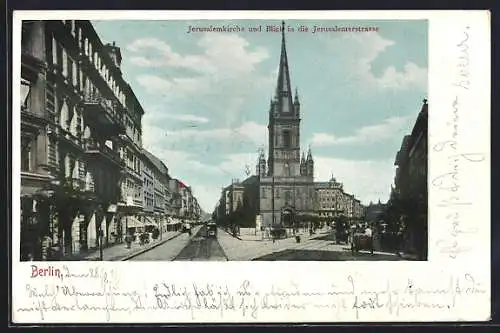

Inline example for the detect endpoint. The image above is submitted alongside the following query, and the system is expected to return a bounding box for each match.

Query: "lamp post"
[98,228,104,261]
[159,214,163,241]
[271,175,275,227]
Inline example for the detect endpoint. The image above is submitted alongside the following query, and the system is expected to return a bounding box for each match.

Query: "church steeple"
[306,146,314,178]
[266,21,303,179]
[274,20,294,115]
[300,152,306,175]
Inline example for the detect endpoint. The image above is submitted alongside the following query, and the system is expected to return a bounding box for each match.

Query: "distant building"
[365,200,386,223]
[141,155,154,214]
[169,178,182,217]
[314,176,345,220]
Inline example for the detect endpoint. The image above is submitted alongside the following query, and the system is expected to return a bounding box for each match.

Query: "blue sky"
[92,19,428,213]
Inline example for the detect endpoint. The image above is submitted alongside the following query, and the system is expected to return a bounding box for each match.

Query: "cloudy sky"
[92,19,428,213]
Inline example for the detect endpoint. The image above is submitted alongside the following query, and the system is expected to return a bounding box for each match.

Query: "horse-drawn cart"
[351,232,374,254]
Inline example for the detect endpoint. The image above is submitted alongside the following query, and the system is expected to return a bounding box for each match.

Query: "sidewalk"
[217,227,333,261]
[61,231,182,261]
[218,227,405,261]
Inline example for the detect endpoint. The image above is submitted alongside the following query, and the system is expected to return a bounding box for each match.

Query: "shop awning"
[20,186,40,197]
[144,216,156,226]
[124,216,144,228]
[117,202,143,214]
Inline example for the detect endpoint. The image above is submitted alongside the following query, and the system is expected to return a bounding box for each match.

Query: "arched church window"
[284,162,291,177]
[284,191,291,203]
[283,130,291,148]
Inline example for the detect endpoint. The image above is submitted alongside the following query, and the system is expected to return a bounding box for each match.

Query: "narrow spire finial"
[281,21,286,47]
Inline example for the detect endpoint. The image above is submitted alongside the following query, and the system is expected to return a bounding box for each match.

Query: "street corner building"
[18,20,203,261]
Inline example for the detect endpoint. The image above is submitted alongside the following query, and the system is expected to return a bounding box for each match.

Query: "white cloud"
[160,114,209,123]
[150,121,267,146]
[375,62,427,90]
[325,32,427,91]
[127,35,268,76]
[136,74,212,97]
[311,116,411,146]
[314,156,395,205]
[128,35,274,122]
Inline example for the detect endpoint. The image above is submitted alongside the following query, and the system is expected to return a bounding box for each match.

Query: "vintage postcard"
[11,10,490,323]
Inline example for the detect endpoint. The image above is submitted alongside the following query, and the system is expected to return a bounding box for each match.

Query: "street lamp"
[98,228,104,261]
[271,175,275,227]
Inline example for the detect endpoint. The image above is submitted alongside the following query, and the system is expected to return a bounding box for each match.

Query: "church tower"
[267,21,302,178]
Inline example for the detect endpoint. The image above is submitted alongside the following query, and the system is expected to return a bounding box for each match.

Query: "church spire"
[307,145,313,160]
[274,20,294,114]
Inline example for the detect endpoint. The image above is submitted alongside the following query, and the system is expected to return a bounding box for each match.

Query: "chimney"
[104,41,122,69]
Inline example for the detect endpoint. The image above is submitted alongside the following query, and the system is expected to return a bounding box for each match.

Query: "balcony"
[84,140,124,168]
[82,93,126,136]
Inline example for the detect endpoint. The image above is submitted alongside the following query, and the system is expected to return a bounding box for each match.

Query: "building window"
[59,99,70,130]
[72,61,78,87]
[62,48,68,77]
[52,37,58,64]
[21,137,32,171]
[67,57,74,85]
[283,130,291,148]
[21,79,31,110]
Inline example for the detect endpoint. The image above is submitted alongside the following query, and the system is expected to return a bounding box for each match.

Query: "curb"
[119,232,183,261]
[221,227,242,240]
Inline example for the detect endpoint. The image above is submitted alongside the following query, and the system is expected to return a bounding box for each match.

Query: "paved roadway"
[252,249,404,261]
[174,225,227,261]
[129,225,227,261]
[129,226,201,261]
